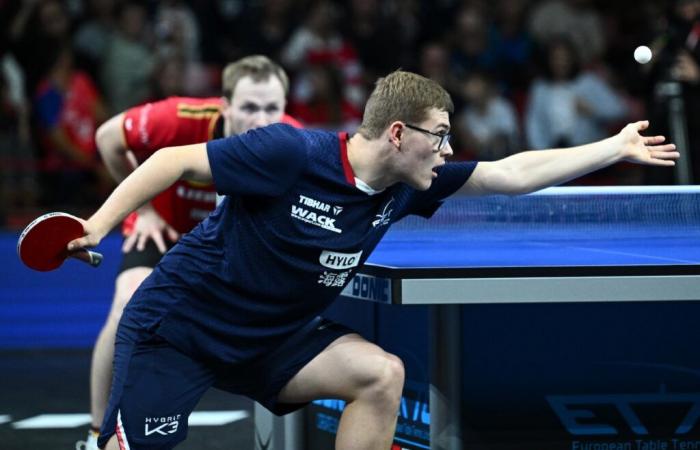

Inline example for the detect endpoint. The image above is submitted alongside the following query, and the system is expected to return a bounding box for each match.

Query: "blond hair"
[358,71,453,139]
[221,55,289,99]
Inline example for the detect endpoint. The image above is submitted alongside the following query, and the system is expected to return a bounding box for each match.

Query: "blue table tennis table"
[345,185,700,306]
[255,186,700,450]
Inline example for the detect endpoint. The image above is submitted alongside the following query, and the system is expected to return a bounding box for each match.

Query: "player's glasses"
[404,124,451,152]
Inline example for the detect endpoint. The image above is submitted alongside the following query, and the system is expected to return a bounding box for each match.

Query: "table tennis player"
[69,70,678,450]
[75,55,300,450]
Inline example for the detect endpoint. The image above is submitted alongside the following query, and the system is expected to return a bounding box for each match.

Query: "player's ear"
[388,121,403,148]
[220,96,235,120]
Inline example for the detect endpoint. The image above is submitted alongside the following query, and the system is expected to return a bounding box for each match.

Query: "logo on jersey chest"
[291,195,342,233]
[317,249,361,288]
[319,250,362,269]
[372,197,394,228]
[299,194,330,212]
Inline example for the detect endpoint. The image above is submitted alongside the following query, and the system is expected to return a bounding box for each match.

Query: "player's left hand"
[618,121,680,166]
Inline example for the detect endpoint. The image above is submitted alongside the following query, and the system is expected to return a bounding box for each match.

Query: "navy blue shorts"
[98,315,353,449]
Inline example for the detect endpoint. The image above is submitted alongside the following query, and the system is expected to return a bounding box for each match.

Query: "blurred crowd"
[1,0,700,227]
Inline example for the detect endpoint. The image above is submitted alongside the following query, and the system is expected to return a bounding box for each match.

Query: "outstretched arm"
[461,121,679,196]
[68,143,212,250]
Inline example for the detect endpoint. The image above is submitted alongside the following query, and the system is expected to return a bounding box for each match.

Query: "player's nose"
[442,141,454,157]
[252,111,271,128]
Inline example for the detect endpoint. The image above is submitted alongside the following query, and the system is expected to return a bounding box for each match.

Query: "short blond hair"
[221,55,289,99]
[358,71,453,139]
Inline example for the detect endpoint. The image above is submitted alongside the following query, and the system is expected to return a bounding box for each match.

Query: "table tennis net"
[393,186,700,238]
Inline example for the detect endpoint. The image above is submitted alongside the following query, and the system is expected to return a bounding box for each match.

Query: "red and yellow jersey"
[120,96,301,234]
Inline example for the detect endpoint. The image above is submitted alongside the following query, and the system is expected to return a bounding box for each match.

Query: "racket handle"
[70,249,103,268]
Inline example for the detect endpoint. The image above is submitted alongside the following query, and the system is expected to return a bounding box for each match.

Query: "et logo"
[547,392,700,436]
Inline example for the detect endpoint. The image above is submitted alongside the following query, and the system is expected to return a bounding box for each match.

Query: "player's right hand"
[122,204,180,253]
[67,217,105,252]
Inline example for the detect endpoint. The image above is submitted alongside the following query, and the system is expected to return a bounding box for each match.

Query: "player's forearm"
[96,114,133,182]
[501,136,623,193]
[87,148,187,237]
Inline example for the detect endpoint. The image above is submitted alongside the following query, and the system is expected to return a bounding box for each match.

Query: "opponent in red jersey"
[76,55,299,450]
[119,96,300,236]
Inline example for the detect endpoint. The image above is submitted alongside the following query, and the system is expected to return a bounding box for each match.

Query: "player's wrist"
[85,213,114,242]
[605,133,629,163]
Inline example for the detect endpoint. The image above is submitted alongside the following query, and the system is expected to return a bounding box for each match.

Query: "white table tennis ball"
[634,45,652,64]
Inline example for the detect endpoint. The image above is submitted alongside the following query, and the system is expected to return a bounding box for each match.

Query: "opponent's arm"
[96,112,180,252]
[68,143,212,250]
[461,121,679,196]
[95,113,136,182]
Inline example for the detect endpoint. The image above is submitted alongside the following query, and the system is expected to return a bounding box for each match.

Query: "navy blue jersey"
[125,124,477,363]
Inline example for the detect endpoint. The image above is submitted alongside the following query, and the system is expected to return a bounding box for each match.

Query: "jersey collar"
[338,132,355,185]
[338,132,385,196]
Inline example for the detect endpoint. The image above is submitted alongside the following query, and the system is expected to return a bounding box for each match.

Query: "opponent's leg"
[277,333,405,450]
[104,435,119,450]
[90,267,152,429]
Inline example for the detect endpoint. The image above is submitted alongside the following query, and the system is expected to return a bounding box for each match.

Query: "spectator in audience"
[100,1,155,113]
[383,0,423,64]
[525,37,628,150]
[154,0,201,62]
[449,5,499,81]
[455,70,520,161]
[646,0,700,184]
[8,0,73,95]
[289,63,362,130]
[73,0,118,86]
[0,48,36,216]
[418,41,460,107]
[238,0,298,62]
[281,0,366,111]
[149,54,186,100]
[33,45,111,206]
[342,0,401,82]
[154,0,217,97]
[491,0,535,105]
[529,0,606,66]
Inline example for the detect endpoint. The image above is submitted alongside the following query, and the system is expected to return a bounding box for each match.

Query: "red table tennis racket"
[17,212,103,272]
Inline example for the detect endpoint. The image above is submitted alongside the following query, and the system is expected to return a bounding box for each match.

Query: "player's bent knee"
[358,352,405,407]
[379,353,405,393]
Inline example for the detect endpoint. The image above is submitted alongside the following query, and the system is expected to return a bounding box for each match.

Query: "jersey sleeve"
[399,161,478,219]
[206,123,309,197]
